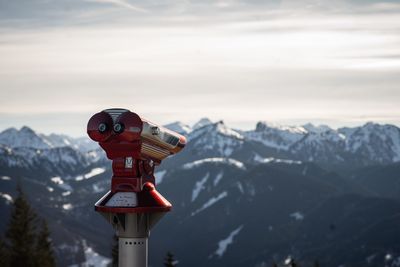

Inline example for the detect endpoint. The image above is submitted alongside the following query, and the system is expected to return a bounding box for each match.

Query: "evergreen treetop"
[3,185,55,267]
[6,185,38,267]
[35,219,56,267]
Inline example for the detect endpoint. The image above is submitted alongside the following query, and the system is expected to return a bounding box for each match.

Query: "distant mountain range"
[2,119,400,170]
[1,119,400,267]
[164,119,400,169]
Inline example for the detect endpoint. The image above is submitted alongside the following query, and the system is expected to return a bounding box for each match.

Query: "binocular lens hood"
[87,109,143,143]
[114,111,142,142]
[87,111,114,142]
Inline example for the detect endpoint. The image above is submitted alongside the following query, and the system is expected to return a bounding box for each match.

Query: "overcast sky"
[0,0,399,136]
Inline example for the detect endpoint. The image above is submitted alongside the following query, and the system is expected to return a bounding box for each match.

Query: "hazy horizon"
[1,0,400,136]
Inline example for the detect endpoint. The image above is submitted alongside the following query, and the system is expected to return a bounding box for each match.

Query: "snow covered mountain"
[1,120,400,267]
[163,119,400,168]
[0,126,98,152]
[302,123,332,133]
[289,122,400,166]
[340,122,400,162]
[245,121,308,150]
[1,120,400,176]
[0,126,103,176]
[192,117,213,130]
[0,126,54,149]
[163,121,192,136]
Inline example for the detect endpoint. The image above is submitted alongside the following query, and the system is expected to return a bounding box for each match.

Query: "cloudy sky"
[0,0,399,136]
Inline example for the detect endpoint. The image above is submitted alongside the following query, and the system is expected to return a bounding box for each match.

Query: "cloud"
[0,0,400,135]
[84,0,147,13]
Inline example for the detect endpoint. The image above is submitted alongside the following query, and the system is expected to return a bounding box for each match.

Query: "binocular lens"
[114,123,124,133]
[87,111,113,142]
[98,123,107,133]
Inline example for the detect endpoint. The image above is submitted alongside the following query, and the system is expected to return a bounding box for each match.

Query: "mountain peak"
[255,121,307,134]
[193,118,213,130]
[0,127,18,135]
[363,121,381,129]
[20,125,36,134]
[0,125,51,149]
[164,121,192,135]
[303,123,332,133]
[255,121,278,131]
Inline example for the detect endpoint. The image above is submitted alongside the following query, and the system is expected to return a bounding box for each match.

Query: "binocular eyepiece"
[87,108,186,162]
[97,122,124,134]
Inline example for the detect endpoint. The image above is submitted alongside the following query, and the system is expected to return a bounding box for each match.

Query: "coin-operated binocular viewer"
[87,108,186,267]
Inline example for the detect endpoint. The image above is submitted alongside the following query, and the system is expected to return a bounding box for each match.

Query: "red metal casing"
[94,183,171,214]
[86,108,184,214]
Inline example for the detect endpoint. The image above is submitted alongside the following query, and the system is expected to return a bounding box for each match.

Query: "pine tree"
[35,220,56,267]
[164,251,177,267]
[313,260,320,267]
[6,185,38,267]
[0,237,10,267]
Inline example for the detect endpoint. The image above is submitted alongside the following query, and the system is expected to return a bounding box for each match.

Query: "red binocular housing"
[87,108,186,163]
[87,108,186,213]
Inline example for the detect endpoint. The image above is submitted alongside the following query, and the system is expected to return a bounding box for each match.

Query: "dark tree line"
[0,186,55,267]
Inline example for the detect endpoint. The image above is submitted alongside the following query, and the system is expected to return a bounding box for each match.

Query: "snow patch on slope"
[62,191,71,197]
[192,173,209,202]
[51,176,73,191]
[216,122,244,140]
[183,158,246,170]
[75,168,105,181]
[213,225,243,258]
[253,154,302,164]
[245,122,307,150]
[92,183,106,193]
[0,193,13,204]
[236,182,244,194]
[191,191,228,216]
[62,203,73,210]
[155,170,167,184]
[213,172,224,186]
[79,240,111,267]
[51,176,64,184]
[290,211,304,221]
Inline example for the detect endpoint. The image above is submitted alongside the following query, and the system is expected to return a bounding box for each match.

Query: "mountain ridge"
[1,119,400,171]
